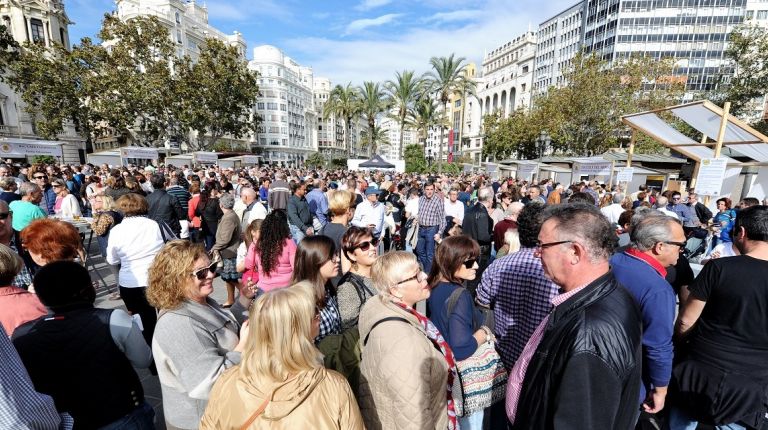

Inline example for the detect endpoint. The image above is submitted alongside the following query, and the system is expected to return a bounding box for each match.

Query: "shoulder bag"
[446,287,508,417]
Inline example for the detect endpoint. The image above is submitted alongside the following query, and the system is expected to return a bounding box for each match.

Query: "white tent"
[0,139,64,159]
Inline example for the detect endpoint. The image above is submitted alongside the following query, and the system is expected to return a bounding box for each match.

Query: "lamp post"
[426,148,434,167]
[536,131,551,181]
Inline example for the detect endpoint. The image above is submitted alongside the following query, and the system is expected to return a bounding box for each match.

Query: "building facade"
[0,0,84,163]
[249,45,317,167]
[313,77,346,160]
[532,2,584,96]
[379,114,416,161]
[744,0,768,122]
[479,32,537,118]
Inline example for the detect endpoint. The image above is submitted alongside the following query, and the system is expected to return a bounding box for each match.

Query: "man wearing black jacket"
[687,192,713,225]
[146,174,186,237]
[462,186,494,295]
[508,203,642,430]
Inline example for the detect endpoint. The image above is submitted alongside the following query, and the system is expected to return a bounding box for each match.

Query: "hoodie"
[201,366,363,430]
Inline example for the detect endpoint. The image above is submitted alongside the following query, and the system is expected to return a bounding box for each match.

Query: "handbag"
[446,287,508,417]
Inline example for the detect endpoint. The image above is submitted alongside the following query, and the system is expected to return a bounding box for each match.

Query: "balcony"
[0,125,19,135]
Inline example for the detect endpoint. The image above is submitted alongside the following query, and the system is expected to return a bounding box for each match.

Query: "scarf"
[393,300,459,430]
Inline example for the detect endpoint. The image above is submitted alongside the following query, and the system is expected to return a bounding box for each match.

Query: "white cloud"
[205,0,293,22]
[425,9,485,24]
[344,13,403,35]
[355,0,393,11]
[286,0,576,85]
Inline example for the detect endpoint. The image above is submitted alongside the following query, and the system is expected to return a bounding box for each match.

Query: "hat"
[364,186,381,196]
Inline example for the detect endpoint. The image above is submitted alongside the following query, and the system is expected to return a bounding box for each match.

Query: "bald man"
[240,187,267,231]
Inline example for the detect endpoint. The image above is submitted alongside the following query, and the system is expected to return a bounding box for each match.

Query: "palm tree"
[427,54,470,173]
[358,81,389,156]
[323,83,360,158]
[385,70,426,160]
[360,125,391,157]
[411,97,448,148]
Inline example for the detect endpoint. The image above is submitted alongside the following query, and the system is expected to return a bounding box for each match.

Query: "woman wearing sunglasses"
[147,240,249,430]
[337,226,379,331]
[359,251,456,430]
[426,235,491,429]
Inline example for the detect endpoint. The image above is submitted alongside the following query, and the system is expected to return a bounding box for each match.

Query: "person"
[187,182,202,242]
[493,202,523,253]
[687,192,713,225]
[426,235,491,429]
[702,240,740,264]
[239,187,267,232]
[667,191,699,232]
[0,244,46,336]
[209,193,240,308]
[669,205,768,429]
[490,191,513,225]
[444,187,466,226]
[610,213,683,417]
[12,261,154,429]
[712,197,737,245]
[89,195,122,299]
[462,186,494,294]
[656,196,679,218]
[337,226,378,330]
[20,218,82,268]
[738,196,760,209]
[291,235,341,343]
[200,286,364,429]
[287,181,314,243]
[320,189,356,253]
[147,173,186,237]
[358,251,456,430]
[601,192,626,225]
[9,182,46,232]
[147,240,248,430]
[196,183,224,251]
[31,170,56,215]
[521,185,545,205]
[259,177,270,207]
[496,229,521,258]
[546,184,563,205]
[106,193,164,348]
[268,172,290,210]
[307,179,330,230]
[507,203,642,429]
[476,202,556,369]
[50,178,81,218]
[351,186,386,244]
[416,182,446,274]
[0,177,19,204]
[242,209,296,292]
[232,218,263,324]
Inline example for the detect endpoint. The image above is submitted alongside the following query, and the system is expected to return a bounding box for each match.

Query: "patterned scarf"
[393,300,459,430]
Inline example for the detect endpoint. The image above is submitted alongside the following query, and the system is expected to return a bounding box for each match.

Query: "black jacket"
[513,272,642,430]
[462,203,493,246]
[147,188,185,235]
[690,202,713,224]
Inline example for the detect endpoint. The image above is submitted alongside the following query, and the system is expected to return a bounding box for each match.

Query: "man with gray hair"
[508,203,642,429]
[610,212,685,418]
[9,183,46,232]
[600,192,625,225]
[493,201,524,252]
[462,186,495,293]
[655,196,679,219]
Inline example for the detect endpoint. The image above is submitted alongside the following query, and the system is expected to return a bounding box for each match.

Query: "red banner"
[448,128,454,163]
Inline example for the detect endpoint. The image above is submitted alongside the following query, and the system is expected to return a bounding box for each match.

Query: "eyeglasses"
[397,271,426,285]
[191,261,217,280]
[354,238,380,252]
[33,175,46,180]
[672,197,682,201]
[664,241,687,252]
[0,211,11,220]
[535,240,573,251]
[463,258,477,269]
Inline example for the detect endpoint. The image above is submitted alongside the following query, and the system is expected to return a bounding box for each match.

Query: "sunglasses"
[354,238,380,252]
[33,175,46,180]
[0,211,11,220]
[398,271,426,285]
[463,258,477,269]
[191,261,217,280]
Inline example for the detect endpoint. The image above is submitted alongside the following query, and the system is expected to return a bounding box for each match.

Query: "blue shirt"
[427,282,483,361]
[306,188,329,226]
[610,251,675,400]
[667,203,697,227]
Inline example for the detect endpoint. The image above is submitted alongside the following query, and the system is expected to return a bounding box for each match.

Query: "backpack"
[316,272,370,396]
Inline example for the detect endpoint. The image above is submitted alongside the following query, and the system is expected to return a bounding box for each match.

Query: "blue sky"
[67,0,577,84]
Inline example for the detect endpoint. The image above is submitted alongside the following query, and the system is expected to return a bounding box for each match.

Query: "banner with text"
[694,158,728,196]
[518,163,538,181]
[574,161,612,176]
[121,147,158,160]
[194,152,218,164]
[616,167,635,183]
[242,155,259,165]
[0,141,63,158]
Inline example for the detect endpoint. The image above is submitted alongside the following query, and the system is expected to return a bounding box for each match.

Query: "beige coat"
[358,295,449,430]
[200,366,363,430]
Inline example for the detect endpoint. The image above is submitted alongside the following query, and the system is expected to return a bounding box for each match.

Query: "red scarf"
[393,301,459,430]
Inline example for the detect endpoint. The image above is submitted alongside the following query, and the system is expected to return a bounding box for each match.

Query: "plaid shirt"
[9,235,32,290]
[417,195,446,234]
[477,247,559,369]
[316,294,341,343]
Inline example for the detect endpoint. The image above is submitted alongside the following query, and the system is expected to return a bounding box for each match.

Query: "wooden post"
[608,160,616,190]
[704,101,731,206]
[689,134,707,190]
[627,129,636,168]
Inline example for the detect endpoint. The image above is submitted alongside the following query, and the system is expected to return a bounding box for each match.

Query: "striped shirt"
[417,194,446,234]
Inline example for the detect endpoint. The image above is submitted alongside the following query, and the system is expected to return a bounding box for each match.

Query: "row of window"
[621,0,745,10]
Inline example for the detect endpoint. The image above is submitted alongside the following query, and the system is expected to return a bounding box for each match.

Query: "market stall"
[0,139,64,161]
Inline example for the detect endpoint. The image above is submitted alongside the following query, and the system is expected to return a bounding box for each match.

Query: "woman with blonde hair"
[201,286,363,429]
[51,178,82,218]
[90,194,122,299]
[358,251,457,430]
[148,240,248,430]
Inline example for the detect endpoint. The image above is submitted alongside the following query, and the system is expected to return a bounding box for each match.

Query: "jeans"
[97,401,155,430]
[119,287,157,348]
[416,225,438,274]
[666,407,747,430]
[458,409,485,430]
[289,224,306,244]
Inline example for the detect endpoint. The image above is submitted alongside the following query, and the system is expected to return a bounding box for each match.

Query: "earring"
[352,261,358,271]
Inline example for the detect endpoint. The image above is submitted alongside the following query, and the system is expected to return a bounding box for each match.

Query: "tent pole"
[690,134,707,190]
[714,102,730,159]
[627,129,636,168]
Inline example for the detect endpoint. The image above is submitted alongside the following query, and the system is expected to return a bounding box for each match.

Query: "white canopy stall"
[0,139,64,161]
[165,151,219,168]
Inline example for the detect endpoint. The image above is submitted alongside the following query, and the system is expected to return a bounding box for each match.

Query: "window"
[175,11,181,24]
[257,102,265,109]
[30,18,44,43]
[176,30,182,44]
[758,10,768,19]
[454,99,462,107]
[522,65,529,73]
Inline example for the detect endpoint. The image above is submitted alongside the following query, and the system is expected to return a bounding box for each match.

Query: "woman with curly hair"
[147,240,248,430]
[242,209,296,294]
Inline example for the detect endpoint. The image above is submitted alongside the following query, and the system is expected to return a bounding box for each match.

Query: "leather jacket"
[513,272,643,430]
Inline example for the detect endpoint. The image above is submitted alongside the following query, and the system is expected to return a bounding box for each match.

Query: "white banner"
[120,147,158,160]
[518,164,538,181]
[695,158,728,196]
[616,167,634,183]
[575,161,612,176]
[242,155,259,165]
[0,141,63,158]
[194,152,218,164]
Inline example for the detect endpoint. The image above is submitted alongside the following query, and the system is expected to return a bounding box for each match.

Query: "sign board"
[462,163,473,173]
[194,152,218,164]
[0,141,63,158]
[121,147,158,160]
[518,163,538,181]
[242,155,259,165]
[574,161,612,176]
[616,167,634,183]
[694,158,728,196]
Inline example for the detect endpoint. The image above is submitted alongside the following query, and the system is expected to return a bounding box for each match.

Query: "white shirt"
[405,197,419,218]
[246,201,268,223]
[56,194,82,218]
[600,203,625,225]
[657,207,680,219]
[106,217,164,288]
[444,199,465,223]
[351,200,386,236]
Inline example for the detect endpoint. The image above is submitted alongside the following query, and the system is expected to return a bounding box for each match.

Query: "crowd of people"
[0,160,767,430]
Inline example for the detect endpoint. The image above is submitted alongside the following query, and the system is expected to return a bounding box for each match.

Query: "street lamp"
[536,131,551,181]
[426,148,434,167]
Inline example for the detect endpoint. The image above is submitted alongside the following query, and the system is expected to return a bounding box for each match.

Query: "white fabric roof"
[621,100,768,164]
